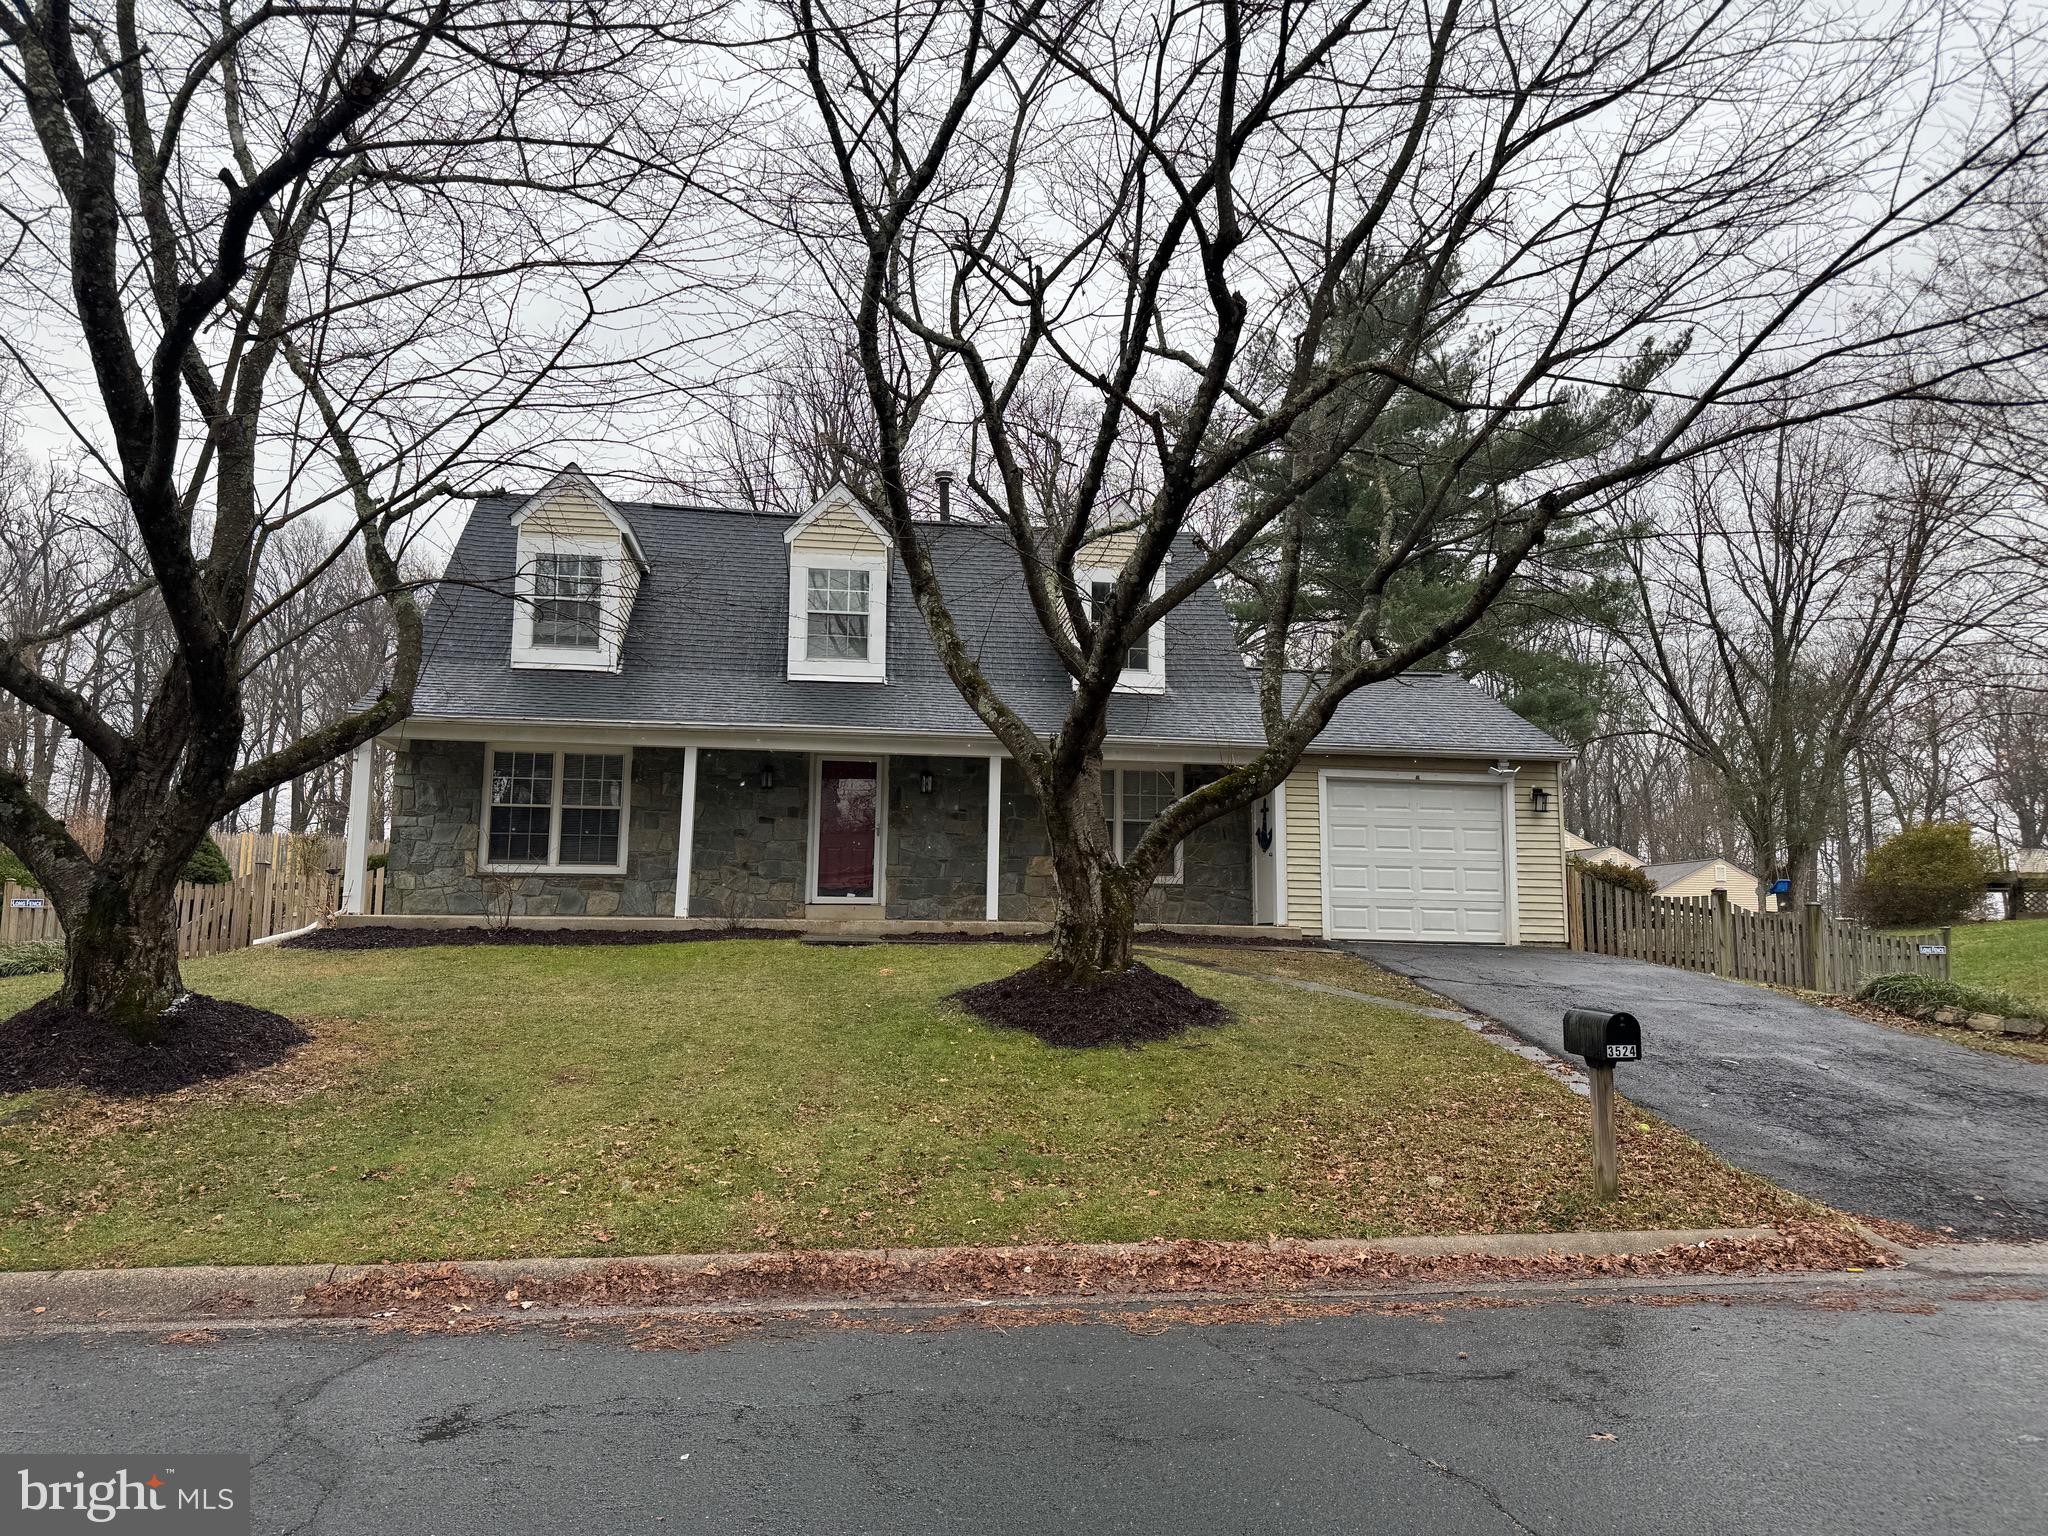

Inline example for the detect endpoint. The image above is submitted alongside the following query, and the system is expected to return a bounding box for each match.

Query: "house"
[1640,856,1773,912]
[338,470,1573,944]
[1564,831,1642,870]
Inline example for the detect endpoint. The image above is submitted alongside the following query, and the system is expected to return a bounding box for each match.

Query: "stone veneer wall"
[687,749,811,919]
[386,740,685,917]
[884,755,990,920]
[995,763,1254,925]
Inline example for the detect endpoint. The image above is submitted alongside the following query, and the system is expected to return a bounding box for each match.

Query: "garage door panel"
[1322,778,1508,944]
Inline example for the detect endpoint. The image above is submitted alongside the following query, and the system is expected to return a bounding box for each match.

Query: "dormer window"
[532,553,604,649]
[1084,570,1166,693]
[785,484,892,683]
[505,467,648,674]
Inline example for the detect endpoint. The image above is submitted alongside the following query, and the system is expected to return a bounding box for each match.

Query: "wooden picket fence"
[1,866,347,960]
[1567,868,1950,995]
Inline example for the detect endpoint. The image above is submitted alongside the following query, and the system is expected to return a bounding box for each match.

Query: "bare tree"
[0,1,723,1032]
[767,0,2048,980]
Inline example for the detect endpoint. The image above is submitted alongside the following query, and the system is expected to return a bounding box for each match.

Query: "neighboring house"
[339,470,1572,944]
[1641,857,1773,912]
[1564,831,1642,871]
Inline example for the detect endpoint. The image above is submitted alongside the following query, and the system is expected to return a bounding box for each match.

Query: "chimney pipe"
[936,469,953,522]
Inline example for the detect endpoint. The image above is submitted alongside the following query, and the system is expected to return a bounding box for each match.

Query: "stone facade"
[387,740,684,917]
[687,749,810,918]
[884,755,991,920]
[995,763,1254,925]
[388,741,1254,925]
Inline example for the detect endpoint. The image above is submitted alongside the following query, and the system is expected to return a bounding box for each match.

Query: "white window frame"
[511,534,628,671]
[806,754,888,904]
[478,744,633,875]
[1103,763,1184,884]
[788,551,889,682]
[1082,568,1166,694]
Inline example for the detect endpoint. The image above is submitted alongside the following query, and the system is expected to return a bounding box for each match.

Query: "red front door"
[816,759,879,899]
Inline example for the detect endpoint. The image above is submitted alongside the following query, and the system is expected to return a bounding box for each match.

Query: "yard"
[1946,921,2048,1016]
[0,940,1817,1271]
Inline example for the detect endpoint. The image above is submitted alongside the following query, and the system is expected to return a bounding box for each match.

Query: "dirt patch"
[948,960,1231,1047]
[282,923,791,951]
[0,994,308,1096]
[301,1220,1891,1319]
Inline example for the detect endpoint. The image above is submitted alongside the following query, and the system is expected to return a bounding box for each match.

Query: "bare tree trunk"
[1034,757,1142,983]
[57,869,184,1033]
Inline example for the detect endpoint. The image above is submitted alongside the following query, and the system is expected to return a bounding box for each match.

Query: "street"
[5,1266,2044,1534]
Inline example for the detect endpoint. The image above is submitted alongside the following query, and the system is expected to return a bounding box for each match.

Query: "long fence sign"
[1567,870,1949,995]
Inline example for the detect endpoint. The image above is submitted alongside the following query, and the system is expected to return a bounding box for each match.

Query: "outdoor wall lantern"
[1530,786,1551,815]
[760,763,777,791]
[918,767,936,794]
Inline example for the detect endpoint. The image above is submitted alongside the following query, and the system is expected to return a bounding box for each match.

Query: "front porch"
[353,739,1276,929]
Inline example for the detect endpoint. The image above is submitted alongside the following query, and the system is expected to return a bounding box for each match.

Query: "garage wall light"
[1530,786,1551,814]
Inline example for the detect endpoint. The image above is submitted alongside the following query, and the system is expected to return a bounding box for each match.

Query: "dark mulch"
[949,959,1231,1047]
[0,994,308,1096]
[281,923,790,951]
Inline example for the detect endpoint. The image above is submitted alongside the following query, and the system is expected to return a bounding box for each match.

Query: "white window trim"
[806,753,888,904]
[1083,568,1166,694]
[1106,763,1184,884]
[478,744,633,875]
[788,551,889,683]
[511,534,628,672]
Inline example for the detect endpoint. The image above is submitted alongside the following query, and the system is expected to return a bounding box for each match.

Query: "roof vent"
[935,468,953,522]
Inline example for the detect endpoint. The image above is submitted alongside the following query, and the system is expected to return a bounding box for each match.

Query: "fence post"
[1803,903,1827,994]
[1566,865,1583,951]
[1940,925,1952,983]
[1709,889,1731,977]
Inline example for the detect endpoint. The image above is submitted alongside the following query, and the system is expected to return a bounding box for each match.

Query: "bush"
[1858,822,1994,927]
[367,851,388,872]
[1859,972,2036,1023]
[0,846,34,889]
[1570,855,1658,895]
[181,837,235,885]
[0,941,64,978]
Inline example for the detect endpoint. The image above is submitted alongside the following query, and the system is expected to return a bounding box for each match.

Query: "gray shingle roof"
[405,495,1569,759]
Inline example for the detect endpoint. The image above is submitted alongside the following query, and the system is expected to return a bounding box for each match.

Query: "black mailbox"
[1563,1008,1642,1065]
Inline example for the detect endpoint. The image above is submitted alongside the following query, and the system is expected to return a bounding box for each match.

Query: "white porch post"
[341,739,373,914]
[984,752,1002,921]
[1269,780,1288,925]
[673,744,700,917]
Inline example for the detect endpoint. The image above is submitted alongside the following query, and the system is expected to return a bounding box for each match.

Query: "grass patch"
[1944,922,2048,1016]
[0,942,63,979]
[0,940,1817,1270]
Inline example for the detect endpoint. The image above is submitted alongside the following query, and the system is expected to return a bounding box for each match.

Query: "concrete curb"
[0,1228,1783,1327]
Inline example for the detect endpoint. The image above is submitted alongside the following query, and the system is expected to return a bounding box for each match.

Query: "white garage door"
[1322,778,1508,942]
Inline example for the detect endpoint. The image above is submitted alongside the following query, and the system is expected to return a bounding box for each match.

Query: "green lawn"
[0,940,1816,1270]
[1946,922,2048,1015]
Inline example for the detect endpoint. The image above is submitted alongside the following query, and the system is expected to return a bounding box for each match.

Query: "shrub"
[0,941,64,978]
[0,846,34,888]
[1859,973,2036,1023]
[1570,856,1658,895]
[367,851,388,872]
[180,837,235,885]
[1858,822,1994,927]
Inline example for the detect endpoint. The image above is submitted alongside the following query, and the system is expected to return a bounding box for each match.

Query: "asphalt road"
[4,1277,2045,1534]
[1359,944,2048,1238]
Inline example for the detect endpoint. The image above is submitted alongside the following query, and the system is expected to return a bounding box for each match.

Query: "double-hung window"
[1089,580,1152,672]
[485,749,627,870]
[530,553,604,650]
[1082,571,1165,691]
[1099,765,1184,882]
[806,568,871,661]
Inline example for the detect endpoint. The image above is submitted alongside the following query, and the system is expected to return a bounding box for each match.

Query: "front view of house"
[341,470,1572,943]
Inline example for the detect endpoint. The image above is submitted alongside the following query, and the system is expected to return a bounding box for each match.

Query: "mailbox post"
[1562,1008,1643,1200]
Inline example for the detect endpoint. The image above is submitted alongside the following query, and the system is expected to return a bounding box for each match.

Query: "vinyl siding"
[1655,863,1763,911]
[1280,754,1567,943]
[791,504,887,554]
[519,484,622,541]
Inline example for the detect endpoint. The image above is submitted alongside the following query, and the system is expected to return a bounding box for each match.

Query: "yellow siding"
[1082,530,1140,566]
[1280,755,1568,944]
[521,483,621,540]
[1655,863,1762,911]
[791,504,886,553]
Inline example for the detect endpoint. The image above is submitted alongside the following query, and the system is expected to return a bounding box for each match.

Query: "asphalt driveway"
[1358,945,2048,1239]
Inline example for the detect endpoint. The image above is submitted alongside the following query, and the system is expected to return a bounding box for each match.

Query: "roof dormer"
[1079,530,1167,694]
[507,467,647,673]
[785,484,891,683]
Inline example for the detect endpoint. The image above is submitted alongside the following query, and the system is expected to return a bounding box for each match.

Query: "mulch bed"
[0,994,308,1096]
[298,1220,1898,1320]
[281,924,791,951]
[948,959,1231,1047]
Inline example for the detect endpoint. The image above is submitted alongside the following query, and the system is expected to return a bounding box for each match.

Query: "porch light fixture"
[1531,786,1551,814]
[918,767,936,794]
[760,763,777,791]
